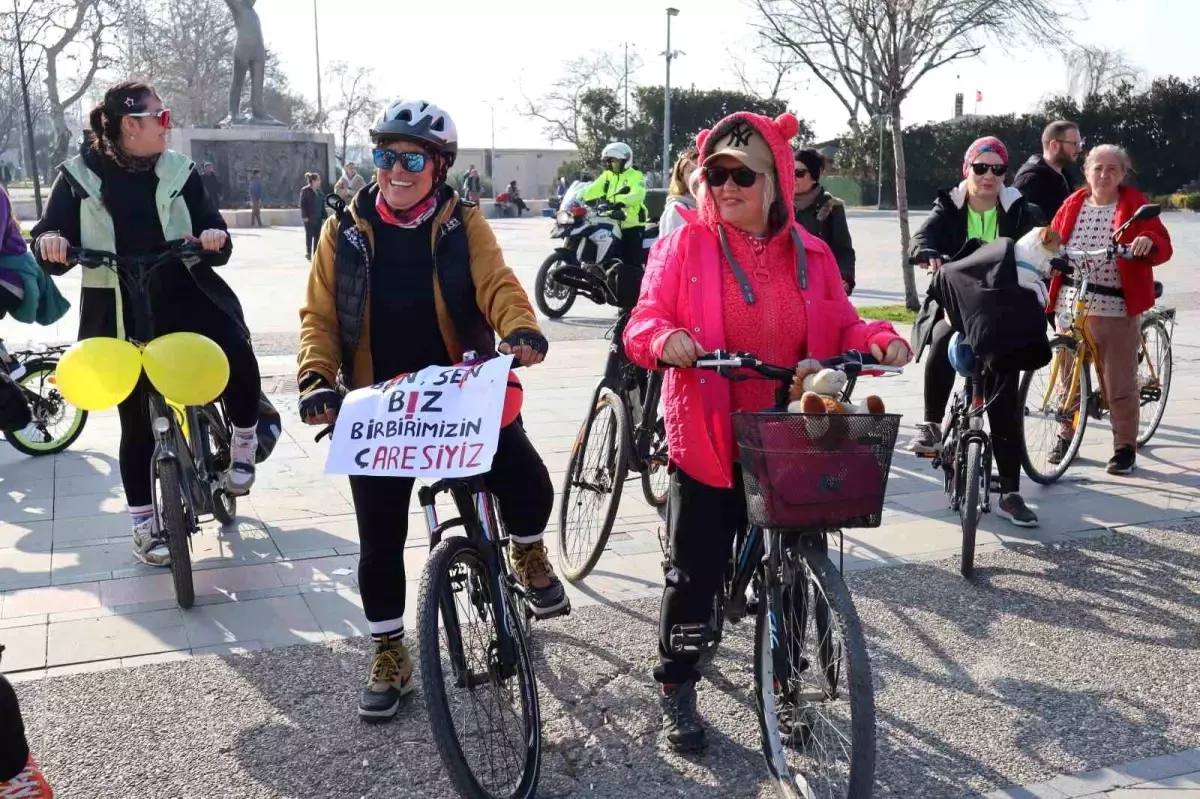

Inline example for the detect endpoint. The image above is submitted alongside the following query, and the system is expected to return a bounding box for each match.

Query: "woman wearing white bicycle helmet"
[297,98,568,723]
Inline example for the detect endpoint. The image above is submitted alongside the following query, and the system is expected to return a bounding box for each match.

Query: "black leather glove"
[501,329,549,357]
[608,207,626,222]
[298,371,341,424]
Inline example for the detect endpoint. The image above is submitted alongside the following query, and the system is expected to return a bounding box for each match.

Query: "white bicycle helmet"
[370,99,459,165]
[601,142,633,168]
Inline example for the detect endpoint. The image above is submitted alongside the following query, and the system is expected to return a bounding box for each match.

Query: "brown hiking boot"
[358,635,414,722]
[510,540,569,618]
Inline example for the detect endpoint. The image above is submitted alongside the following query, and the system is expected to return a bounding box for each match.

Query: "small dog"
[1012,227,1063,308]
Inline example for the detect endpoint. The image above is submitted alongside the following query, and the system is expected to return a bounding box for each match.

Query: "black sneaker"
[996,493,1039,528]
[906,422,942,454]
[358,636,415,722]
[660,682,706,752]
[1107,446,1136,475]
[1047,436,1072,466]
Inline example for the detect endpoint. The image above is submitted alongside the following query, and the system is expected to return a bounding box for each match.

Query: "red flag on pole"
[976,90,983,103]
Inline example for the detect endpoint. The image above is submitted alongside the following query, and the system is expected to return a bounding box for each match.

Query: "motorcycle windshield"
[560,180,591,214]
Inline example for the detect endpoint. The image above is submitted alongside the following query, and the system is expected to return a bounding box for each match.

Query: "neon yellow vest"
[61,150,195,339]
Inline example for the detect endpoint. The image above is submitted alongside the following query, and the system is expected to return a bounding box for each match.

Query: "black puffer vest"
[329,185,496,377]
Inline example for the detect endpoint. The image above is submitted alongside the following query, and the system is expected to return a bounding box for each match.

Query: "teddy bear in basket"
[786,359,886,415]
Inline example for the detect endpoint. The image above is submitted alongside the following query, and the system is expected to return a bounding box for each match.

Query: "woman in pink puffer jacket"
[623,110,911,753]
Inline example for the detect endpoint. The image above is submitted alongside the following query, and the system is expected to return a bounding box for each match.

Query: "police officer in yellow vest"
[31,80,264,569]
[579,142,648,269]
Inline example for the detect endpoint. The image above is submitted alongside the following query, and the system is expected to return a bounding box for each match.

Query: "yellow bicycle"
[1019,205,1173,483]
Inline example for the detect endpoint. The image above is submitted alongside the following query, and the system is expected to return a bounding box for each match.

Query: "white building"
[456,148,579,200]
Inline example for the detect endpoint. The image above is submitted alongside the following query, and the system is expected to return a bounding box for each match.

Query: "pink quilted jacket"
[623,111,903,489]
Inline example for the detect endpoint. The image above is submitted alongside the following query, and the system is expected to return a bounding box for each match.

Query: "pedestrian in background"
[335,161,366,204]
[201,162,223,209]
[1014,120,1083,221]
[462,165,482,203]
[299,171,325,261]
[248,168,265,227]
[793,149,856,294]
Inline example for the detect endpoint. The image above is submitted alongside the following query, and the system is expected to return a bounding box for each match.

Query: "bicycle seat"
[1154,280,1163,299]
[947,332,975,378]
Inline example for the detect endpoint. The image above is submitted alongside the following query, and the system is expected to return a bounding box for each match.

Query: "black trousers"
[304,221,322,257]
[350,421,553,640]
[656,466,747,685]
[924,319,1022,493]
[116,291,261,507]
[619,226,646,269]
[0,673,29,781]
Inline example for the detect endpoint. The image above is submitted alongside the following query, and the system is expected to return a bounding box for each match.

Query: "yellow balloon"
[142,332,230,406]
[55,338,142,411]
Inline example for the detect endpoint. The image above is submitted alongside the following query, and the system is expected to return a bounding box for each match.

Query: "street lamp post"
[662,7,679,182]
[313,0,323,123]
[484,99,503,196]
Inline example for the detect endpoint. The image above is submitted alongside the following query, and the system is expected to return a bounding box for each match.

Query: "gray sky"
[258,0,1195,149]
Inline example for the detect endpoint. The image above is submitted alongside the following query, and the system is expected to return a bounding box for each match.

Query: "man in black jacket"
[201,162,223,209]
[1013,120,1082,221]
[793,149,856,293]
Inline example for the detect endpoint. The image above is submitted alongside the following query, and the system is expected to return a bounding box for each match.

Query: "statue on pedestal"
[221,0,283,126]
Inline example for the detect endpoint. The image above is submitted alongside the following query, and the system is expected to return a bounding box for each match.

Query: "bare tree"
[326,61,376,167]
[1064,45,1141,101]
[519,48,643,146]
[728,38,804,102]
[27,0,122,166]
[755,0,1076,308]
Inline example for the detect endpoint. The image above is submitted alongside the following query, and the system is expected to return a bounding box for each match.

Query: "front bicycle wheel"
[1020,335,1090,484]
[1136,314,1172,446]
[4,359,88,456]
[557,391,629,582]
[418,536,541,799]
[754,535,875,799]
[960,440,983,579]
[155,459,195,609]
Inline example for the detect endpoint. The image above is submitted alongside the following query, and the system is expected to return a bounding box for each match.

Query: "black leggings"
[117,301,260,508]
[349,421,553,639]
[0,673,29,781]
[924,320,1022,493]
[304,221,322,257]
[656,466,747,685]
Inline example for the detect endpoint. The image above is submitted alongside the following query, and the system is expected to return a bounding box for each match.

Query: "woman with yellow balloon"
[30,80,265,568]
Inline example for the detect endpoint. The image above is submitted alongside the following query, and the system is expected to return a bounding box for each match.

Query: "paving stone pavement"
[3,217,1200,796]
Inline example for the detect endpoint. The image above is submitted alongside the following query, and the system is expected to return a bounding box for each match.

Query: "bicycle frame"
[944,364,993,512]
[419,477,523,680]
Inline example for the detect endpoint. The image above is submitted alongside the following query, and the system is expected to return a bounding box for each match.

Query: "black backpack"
[0,370,31,433]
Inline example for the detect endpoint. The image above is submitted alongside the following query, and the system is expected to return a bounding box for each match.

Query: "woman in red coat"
[1047,144,1172,474]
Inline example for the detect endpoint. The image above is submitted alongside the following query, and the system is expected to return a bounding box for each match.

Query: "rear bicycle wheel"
[961,441,983,579]
[202,405,237,525]
[155,458,195,609]
[1020,336,1090,484]
[5,359,88,456]
[556,391,629,582]
[1136,315,1172,446]
[418,536,541,799]
[754,535,875,798]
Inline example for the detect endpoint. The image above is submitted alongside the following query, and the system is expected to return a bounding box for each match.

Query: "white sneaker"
[132,516,171,567]
[224,430,258,496]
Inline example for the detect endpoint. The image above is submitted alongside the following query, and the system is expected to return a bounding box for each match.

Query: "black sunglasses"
[969,163,1007,176]
[372,149,429,173]
[705,165,758,188]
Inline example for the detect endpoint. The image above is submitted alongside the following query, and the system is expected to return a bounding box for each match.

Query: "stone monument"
[167,0,337,223]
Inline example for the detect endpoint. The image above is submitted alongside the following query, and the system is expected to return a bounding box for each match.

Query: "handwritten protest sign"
[324,355,515,478]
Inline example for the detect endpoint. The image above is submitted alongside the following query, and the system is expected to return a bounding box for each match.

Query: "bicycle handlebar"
[666,349,903,378]
[64,239,208,271]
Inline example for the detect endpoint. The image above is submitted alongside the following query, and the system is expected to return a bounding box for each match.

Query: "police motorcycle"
[533,180,658,319]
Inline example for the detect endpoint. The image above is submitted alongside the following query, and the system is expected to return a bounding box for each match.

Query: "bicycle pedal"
[669,622,716,654]
[912,450,938,460]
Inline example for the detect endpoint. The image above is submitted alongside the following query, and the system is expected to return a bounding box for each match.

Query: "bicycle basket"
[733,412,901,532]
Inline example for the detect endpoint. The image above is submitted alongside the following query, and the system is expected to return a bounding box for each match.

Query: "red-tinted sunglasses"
[126,108,172,128]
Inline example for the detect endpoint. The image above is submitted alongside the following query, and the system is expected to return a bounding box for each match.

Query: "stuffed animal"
[1013,226,1063,308]
[787,359,886,415]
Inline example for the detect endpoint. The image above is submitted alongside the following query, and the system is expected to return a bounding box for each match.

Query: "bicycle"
[66,240,242,609]
[555,267,669,583]
[667,349,901,799]
[1019,204,1172,483]
[0,340,88,456]
[315,353,553,799]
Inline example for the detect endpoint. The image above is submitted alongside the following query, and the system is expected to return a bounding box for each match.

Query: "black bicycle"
[67,241,241,609]
[317,357,551,799]
[0,341,88,456]
[668,350,901,799]
[555,268,669,582]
